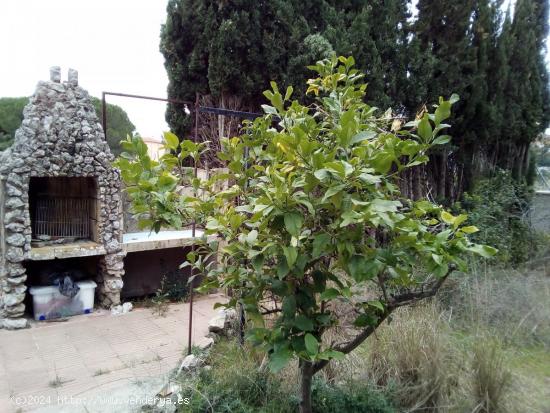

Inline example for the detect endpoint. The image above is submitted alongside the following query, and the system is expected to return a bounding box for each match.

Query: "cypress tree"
[465,0,500,177]
[160,0,550,192]
[324,0,410,110]
[500,0,549,178]
[487,6,511,168]
[411,0,476,199]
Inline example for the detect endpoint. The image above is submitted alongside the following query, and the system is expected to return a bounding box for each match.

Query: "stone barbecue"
[0,67,125,329]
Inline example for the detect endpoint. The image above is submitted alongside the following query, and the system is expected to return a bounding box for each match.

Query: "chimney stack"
[49,66,61,83]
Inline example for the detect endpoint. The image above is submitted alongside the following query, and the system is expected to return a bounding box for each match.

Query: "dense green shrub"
[456,169,539,265]
[178,339,395,413]
[179,340,293,413]
[310,379,395,413]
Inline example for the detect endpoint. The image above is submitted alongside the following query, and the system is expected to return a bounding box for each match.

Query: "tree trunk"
[438,152,446,200]
[300,360,314,413]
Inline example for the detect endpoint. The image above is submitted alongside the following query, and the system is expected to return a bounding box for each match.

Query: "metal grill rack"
[33,197,92,239]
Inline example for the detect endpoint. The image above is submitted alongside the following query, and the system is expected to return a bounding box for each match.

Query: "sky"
[0,0,170,138]
[1,1,549,138]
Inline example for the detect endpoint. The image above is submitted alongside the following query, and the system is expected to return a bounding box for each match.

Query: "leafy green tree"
[0,96,134,154]
[116,57,494,413]
[90,98,136,156]
[0,97,28,150]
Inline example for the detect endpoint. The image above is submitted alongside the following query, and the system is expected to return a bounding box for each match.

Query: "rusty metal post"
[187,93,200,355]
[101,92,107,138]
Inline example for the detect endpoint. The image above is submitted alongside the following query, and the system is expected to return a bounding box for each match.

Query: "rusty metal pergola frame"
[101,91,261,354]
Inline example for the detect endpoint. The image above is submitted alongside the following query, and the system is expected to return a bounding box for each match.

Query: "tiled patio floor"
[0,294,223,413]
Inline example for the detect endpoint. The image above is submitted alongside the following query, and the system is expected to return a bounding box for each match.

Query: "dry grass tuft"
[362,304,458,411]
[470,339,512,413]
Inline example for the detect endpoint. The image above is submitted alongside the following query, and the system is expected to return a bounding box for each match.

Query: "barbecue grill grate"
[33,197,92,239]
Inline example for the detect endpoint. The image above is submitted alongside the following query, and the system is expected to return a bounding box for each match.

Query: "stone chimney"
[0,68,125,329]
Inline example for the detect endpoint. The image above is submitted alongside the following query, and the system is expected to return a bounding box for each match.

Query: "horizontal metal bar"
[198,106,263,120]
[102,91,194,107]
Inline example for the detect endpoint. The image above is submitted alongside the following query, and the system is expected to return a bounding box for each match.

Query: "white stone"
[5,198,25,209]
[4,293,25,307]
[180,354,201,370]
[208,314,226,333]
[107,278,123,291]
[6,233,26,247]
[3,318,28,330]
[6,247,24,263]
[122,302,133,313]
[110,305,123,315]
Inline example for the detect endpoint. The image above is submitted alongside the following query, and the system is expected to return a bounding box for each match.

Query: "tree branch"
[312,265,456,375]
[389,265,455,308]
[260,308,282,315]
[312,310,391,374]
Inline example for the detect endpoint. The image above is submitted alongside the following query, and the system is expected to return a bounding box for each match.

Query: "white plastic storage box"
[29,280,97,321]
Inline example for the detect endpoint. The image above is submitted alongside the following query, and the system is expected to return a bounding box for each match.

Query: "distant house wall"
[142,137,166,161]
[532,191,550,234]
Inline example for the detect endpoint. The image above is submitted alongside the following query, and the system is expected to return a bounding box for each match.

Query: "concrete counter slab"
[27,230,210,260]
[122,229,209,253]
[29,241,106,261]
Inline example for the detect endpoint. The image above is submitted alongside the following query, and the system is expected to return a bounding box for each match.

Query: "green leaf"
[272,279,288,296]
[369,198,401,213]
[417,114,433,142]
[312,234,330,258]
[277,260,289,278]
[247,229,258,244]
[348,255,366,280]
[453,214,468,229]
[268,347,292,372]
[353,313,378,327]
[433,262,449,277]
[317,350,345,361]
[163,131,179,151]
[432,135,451,145]
[434,101,451,125]
[282,296,296,318]
[314,169,329,181]
[466,244,498,258]
[294,315,314,331]
[367,300,385,312]
[304,333,319,355]
[461,225,479,234]
[252,254,264,272]
[350,130,376,145]
[441,211,455,224]
[358,172,381,184]
[261,104,278,115]
[320,288,340,301]
[324,161,346,178]
[283,246,298,268]
[284,86,294,101]
[284,212,303,236]
[432,253,443,265]
[323,184,346,201]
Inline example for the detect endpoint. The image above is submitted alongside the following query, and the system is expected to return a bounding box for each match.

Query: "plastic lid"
[29,280,97,295]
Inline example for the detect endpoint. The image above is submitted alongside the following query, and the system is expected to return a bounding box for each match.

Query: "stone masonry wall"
[0,67,125,329]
